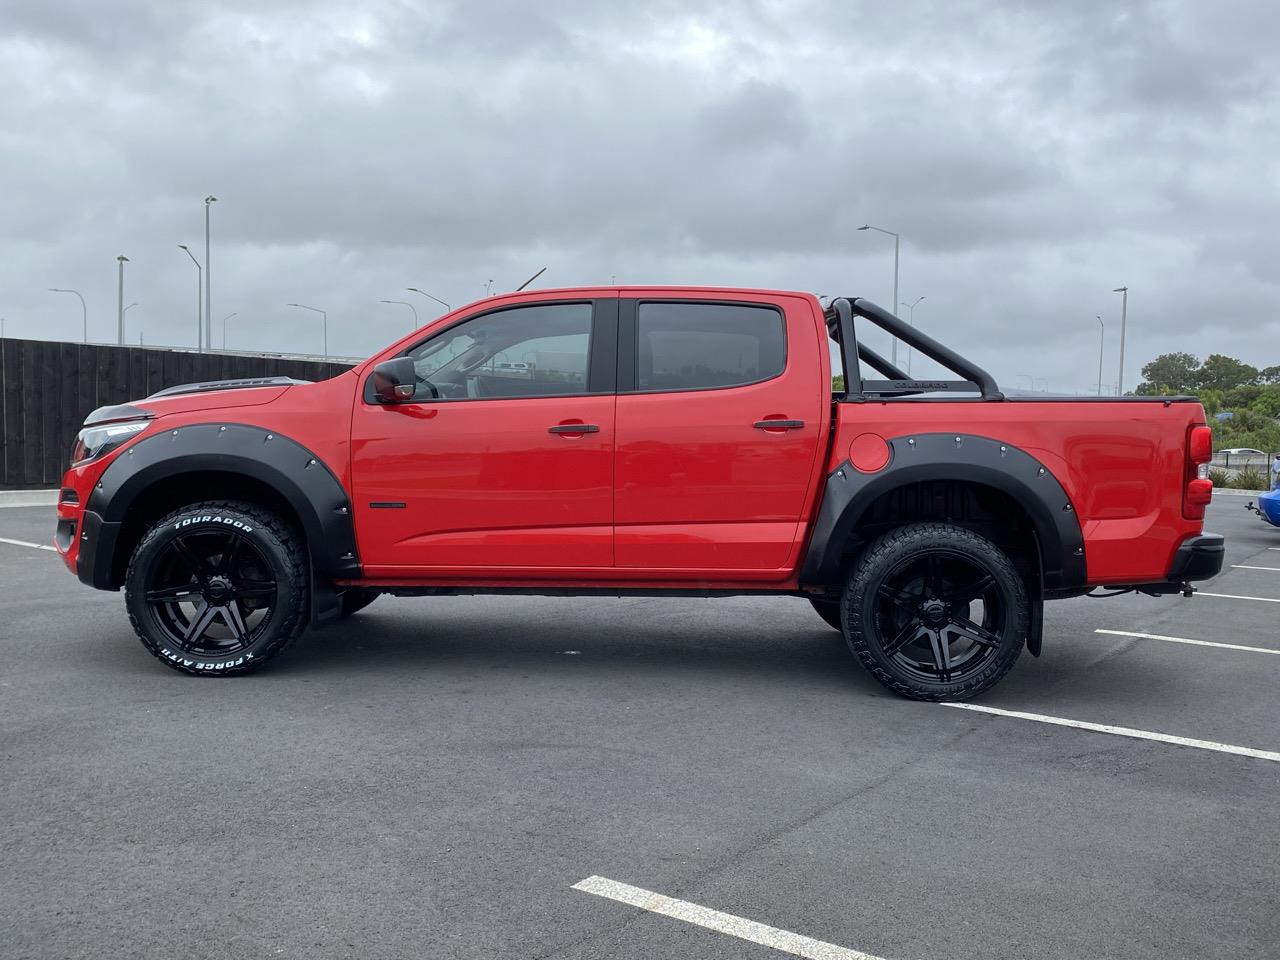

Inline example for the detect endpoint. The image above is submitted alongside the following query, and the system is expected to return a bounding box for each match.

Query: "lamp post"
[406,287,451,314]
[116,255,129,344]
[48,288,87,342]
[178,245,202,350]
[287,303,327,358]
[380,299,418,331]
[221,313,237,350]
[900,296,925,374]
[123,302,137,342]
[1095,315,1104,397]
[1113,286,1128,396]
[204,196,216,351]
[858,224,900,364]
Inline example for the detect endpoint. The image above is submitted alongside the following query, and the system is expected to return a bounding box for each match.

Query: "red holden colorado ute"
[53,288,1223,700]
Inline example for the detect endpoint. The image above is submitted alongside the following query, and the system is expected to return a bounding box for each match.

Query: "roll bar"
[826,297,1004,401]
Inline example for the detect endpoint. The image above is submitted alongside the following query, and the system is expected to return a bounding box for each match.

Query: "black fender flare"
[80,423,360,595]
[799,433,1086,594]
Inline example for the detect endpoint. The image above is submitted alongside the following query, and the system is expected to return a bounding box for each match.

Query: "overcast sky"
[2,0,1276,393]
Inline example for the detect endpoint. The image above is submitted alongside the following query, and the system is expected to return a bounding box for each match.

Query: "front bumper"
[73,509,121,590]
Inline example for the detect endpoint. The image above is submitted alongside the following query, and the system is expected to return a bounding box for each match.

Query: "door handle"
[548,423,600,435]
[753,419,804,430]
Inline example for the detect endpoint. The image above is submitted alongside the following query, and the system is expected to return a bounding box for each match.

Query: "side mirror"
[371,357,417,403]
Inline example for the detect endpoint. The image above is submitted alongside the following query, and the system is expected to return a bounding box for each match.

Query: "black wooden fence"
[0,338,356,489]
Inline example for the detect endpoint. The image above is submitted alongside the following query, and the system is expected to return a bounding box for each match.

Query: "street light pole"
[204,196,216,352]
[858,224,900,364]
[406,287,451,313]
[178,245,203,351]
[48,288,87,342]
[287,303,327,358]
[1113,286,1128,396]
[221,313,237,350]
[900,296,925,375]
[1095,315,1104,397]
[116,255,129,344]
[380,299,418,331]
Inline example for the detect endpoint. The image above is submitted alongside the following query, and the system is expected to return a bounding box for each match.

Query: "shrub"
[1207,468,1231,488]
[1232,467,1269,490]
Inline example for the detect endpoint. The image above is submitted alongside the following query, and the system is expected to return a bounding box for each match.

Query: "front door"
[351,297,617,575]
[613,294,825,573]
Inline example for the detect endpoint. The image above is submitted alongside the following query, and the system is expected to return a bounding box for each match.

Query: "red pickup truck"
[54,288,1222,700]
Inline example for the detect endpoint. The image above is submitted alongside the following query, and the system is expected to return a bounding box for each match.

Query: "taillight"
[1184,425,1214,519]
[1188,425,1212,464]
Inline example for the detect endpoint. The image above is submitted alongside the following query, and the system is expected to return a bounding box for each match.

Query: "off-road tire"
[808,597,844,631]
[339,588,380,618]
[843,522,1028,701]
[124,500,309,676]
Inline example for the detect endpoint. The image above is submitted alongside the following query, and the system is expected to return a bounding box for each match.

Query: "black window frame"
[618,298,789,395]
[362,298,618,405]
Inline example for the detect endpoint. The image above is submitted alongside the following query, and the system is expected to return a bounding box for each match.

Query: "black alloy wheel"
[871,550,1004,682]
[143,527,277,656]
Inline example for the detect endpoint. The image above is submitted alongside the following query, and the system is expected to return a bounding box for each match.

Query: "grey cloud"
[1,0,1277,394]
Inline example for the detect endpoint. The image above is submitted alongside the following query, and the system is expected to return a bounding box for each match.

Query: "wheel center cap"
[206,576,231,600]
[921,599,948,626]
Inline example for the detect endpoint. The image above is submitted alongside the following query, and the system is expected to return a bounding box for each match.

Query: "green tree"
[1251,390,1280,418]
[1223,384,1264,408]
[1197,354,1258,392]
[1259,365,1280,385]
[1138,352,1201,393]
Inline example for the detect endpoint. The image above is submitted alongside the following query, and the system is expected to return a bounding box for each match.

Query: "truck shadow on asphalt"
[258,597,1191,707]
[272,600,893,694]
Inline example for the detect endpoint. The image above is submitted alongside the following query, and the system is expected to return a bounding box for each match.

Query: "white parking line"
[1232,564,1280,572]
[942,703,1280,763]
[1197,591,1280,604]
[0,536,57,552]
[573,875,884,960]
[1095,628,1280,656]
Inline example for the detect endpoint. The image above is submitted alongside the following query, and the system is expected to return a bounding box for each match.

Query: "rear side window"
[636,302,786,391]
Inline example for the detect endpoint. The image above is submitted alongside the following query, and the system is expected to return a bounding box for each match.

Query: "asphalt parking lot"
[1,497,1277,960]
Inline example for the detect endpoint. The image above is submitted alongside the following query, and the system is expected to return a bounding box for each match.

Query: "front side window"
[405,302,592,400]
[636,302,786,391]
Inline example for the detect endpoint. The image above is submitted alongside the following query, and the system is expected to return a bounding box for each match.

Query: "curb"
[0,490,59,508]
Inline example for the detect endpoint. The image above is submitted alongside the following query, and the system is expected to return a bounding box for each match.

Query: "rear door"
[350,295,618,574]
[613,292,826,573]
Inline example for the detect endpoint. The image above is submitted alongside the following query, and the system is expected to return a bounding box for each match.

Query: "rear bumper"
[1168,532,1225,583]
[1106,532,1224,596]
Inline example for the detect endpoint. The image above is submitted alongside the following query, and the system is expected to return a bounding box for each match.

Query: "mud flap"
[1027,595,1043,657]
[310,567,343,628]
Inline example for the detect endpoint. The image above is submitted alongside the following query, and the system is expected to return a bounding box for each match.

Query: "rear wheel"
[124,501,308,675]
[843,523,1028,701]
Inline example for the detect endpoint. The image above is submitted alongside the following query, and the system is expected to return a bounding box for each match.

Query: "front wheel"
[124,501,309,675]
[843,523,1028,701]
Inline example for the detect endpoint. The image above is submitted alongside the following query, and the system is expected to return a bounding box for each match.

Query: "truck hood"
[82,379,302,426]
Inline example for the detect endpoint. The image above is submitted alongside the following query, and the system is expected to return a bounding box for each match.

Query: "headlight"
[71,420,149,465]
